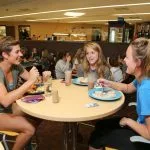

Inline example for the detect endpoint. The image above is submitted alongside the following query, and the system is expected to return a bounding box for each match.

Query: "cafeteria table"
[17,79,125,150]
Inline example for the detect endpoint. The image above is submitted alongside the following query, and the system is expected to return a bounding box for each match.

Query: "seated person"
[109,56,123,82]
[72,48,84,77]
[89,38,150,150]
[119,53,128,80]
[0,36,50,150]
[0,36,39,150]
[82,42,112,88]
[55,51,72,79]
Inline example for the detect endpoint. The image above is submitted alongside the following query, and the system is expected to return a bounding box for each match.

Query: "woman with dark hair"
[0,36,38,150]
[55,51,72,79]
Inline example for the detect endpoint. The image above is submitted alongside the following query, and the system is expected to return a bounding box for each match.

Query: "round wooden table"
[17,79,125,150]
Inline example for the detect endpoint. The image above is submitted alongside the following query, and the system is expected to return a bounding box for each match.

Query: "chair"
[0,142,4,150]
[128,102,150,144]
[105,147,117,150]
[0,131,19,150]
[0,130,37,150]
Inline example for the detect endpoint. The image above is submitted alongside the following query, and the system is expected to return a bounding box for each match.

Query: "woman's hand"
[119,117,130,127]
[97,78,112,88]
[29,66,39,82]
[42,71,51,77]
[42,71,51,82]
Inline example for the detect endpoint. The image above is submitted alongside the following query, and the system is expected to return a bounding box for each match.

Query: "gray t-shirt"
[87,67,112,83]
[55,59,71,79]
[0,64,24,113]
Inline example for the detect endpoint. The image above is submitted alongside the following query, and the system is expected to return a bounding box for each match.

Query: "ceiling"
[0,0,150,24]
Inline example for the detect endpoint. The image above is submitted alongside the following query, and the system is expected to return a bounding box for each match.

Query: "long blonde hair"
[73,48,84,64]
[83,42,109,78]
[131,38,150,77]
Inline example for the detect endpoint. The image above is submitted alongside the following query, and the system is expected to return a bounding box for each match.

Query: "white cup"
[65,70,72,86]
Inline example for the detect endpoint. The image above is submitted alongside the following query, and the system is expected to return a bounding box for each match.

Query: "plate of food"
[72,77,88,86]
[27,84,44,95]
[22,95,45,103]
[88,87,122,101]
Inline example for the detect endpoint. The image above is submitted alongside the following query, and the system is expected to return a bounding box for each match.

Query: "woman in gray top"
[0,36,39,150]
[55,51,72,79]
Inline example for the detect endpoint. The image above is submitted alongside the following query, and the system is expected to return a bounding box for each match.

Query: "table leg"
[63,123,69,150]
[71,122,77,150]
[63,122,78,150]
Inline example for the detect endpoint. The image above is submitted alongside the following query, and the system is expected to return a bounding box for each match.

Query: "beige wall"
[0,21,108,41]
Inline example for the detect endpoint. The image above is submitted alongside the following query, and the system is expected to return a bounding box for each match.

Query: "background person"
[55,51,72,79]
[72,48,84,77]
[109,56,123,82]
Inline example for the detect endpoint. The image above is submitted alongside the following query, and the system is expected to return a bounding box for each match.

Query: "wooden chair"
[0,130,37,150]
[0,142,4,150]
[105,147,117,150]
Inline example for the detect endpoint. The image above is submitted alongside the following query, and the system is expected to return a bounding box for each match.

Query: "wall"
[0,21,108,41]
[20,40,129,58]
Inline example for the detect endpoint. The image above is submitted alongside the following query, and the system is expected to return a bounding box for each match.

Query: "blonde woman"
[83,42,112,86]
[89,38,150,150]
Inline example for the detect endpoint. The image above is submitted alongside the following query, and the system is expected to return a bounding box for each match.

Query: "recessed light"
[64,12,85,17]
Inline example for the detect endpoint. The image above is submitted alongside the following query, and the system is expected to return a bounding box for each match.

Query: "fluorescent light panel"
[114,12,150,16]
[70,19,116,23]
[69,18,142,23]
[27,16,77,21]
[0,2,149,19]
[64,12,85,17]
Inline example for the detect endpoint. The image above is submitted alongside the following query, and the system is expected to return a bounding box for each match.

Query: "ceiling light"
[27,16,77,21]
[64,12,85,17]
[70,20,117,23]
[69,18,142,23]
[0,2,149,19]
[114,12,150,16]
[125,18,142,21]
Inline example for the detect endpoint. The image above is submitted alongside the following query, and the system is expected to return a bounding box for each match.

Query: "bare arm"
[0,67,39,107]
[120,116,150,140]
[20,68,30,80]
[97,78,136,94]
